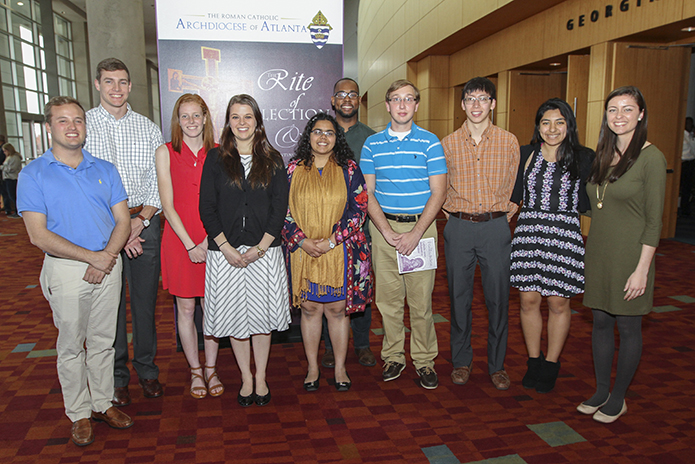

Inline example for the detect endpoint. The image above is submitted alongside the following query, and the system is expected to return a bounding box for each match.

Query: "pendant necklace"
[596,182,608,209]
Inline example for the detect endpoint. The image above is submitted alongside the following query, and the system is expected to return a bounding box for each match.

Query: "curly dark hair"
[292,113,354,169]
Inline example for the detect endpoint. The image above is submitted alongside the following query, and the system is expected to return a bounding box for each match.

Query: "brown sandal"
[205,365,225,397]
[190,367,207,399]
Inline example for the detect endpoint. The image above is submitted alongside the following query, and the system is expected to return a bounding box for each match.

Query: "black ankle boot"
[522,352,544,389]
[536,359,560,393]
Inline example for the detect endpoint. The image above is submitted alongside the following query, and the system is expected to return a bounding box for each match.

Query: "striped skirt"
[510,210,585,298]
[204,245,290,339]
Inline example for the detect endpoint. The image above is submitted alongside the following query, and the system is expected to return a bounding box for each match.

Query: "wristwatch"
[328,238,336,249]
[137,214,150,228]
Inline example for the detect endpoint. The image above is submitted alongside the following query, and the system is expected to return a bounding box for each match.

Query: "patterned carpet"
[1,213,695,463]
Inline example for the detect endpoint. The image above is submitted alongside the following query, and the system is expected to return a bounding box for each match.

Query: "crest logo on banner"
[308,11,332,49]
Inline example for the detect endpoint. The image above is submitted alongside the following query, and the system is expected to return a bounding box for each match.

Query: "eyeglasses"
[311,129,336,137]
[334,91,359,99]
[463,96,492,105]
[388,96,417,105]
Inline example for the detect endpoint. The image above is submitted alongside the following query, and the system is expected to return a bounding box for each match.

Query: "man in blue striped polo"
[360,79,447,389]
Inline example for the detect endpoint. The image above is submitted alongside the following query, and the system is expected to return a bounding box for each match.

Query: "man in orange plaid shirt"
[441,77,520,391]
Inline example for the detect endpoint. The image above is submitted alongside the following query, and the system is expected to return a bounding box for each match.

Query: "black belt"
[384,212,420,223]
[448,211,505,223]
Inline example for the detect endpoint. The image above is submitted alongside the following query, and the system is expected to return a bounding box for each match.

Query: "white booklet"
[397,237,437,274]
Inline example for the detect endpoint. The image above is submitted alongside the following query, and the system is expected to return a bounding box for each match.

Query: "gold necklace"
[596,182,608,209]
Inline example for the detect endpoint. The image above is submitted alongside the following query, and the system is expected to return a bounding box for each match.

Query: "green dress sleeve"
[639,145,667,247]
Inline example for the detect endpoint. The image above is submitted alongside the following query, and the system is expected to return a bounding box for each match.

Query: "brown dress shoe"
[91,406,134,429]
[491,370,511,390]
[356,348,377,367]
[451,366,472,385]
[321,350,335,368]
[112,386,131,407]
[71,418,94,446]
[139,378,163,398]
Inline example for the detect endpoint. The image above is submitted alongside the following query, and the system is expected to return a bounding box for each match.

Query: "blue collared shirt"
[360,123,447,214]
[17,149,128,252]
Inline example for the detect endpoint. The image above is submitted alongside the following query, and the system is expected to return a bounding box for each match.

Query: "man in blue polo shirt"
[360,79,447,389]
[17,96,133,447]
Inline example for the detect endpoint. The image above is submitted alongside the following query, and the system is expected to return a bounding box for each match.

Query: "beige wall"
[358,0,695,238]
[358,0,514,132]
[359,0,694,137]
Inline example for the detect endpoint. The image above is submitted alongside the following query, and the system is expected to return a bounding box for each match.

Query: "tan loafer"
[71,418,94,447]
[490,370,511,390]
[91,406,134,429]
[451,366,472,385]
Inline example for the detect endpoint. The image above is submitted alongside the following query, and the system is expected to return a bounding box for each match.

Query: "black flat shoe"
[304,371,320,392]
[237,390,255,407]
[255,388,271,407]
[335,373,351,392]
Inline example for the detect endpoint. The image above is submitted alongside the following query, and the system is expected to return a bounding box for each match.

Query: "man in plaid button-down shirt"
[85,58,165,407]
[441,77,520,391]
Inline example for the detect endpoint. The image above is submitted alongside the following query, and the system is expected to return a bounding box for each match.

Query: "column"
[86,0,149,116]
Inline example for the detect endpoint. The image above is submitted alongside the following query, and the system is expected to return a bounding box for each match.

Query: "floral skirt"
[510,209,585,298]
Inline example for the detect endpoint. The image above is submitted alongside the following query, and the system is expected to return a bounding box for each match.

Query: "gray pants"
[444,215,511,374]
[113,214,161,387]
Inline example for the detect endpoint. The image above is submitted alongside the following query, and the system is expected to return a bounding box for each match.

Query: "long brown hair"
[170,94,215,154]
[218,94,282,189]
[2,142,19,157]
[589,86,648,184]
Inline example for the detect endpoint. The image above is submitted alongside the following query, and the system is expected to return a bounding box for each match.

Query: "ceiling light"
[549,62,561,67]
[682,26,695,33]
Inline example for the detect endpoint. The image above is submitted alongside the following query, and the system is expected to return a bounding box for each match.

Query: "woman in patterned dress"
[199,94,290,407]
[510,98,594,393]
[156,94,221,399]
[283,113,371,392]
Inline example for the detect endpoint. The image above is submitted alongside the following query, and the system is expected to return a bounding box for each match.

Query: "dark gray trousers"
[113,214,161,387]
[444,215,511,374]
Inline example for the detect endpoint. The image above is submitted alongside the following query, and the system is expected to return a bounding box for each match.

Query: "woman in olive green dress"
[578,86,666,424]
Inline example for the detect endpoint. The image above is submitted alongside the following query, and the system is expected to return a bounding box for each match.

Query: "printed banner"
[156,0,344,162]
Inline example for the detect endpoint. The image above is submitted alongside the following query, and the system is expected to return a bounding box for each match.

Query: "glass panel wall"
[0,2,76,160]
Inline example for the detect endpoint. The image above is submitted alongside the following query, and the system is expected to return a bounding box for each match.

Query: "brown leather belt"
[129,205,144,216]
[449,211,505,223]
[384,212,421,223]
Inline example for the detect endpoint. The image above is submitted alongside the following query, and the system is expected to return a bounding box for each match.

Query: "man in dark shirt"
[319,78,377,369]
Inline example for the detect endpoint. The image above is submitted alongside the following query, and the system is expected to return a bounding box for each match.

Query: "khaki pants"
[40,255,122,422]
[370,219,438,369]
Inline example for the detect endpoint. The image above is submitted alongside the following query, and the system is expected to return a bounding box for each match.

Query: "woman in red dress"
[155,94,223,398]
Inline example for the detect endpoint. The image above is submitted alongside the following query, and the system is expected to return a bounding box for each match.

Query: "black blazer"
[511,143,594,213]
[199,148,289,250]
